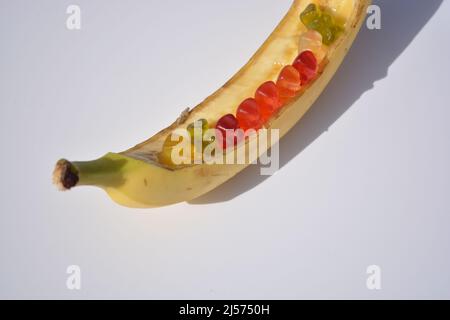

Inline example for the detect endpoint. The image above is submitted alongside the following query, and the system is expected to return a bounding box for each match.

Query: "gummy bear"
[276,65,302,102]
[186,118,216,154]
[300,3,342,46]
[255,81,281,122]
[300,3,321,27]
[299,30,327,63]
[236,98,263,131]
[215,114,239,149]
[187,119,208,144]
[293,50,318,85]
[158,133,193,167]
[309,16,333,45]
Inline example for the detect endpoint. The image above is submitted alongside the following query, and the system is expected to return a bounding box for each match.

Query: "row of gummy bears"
[159,3,344,166]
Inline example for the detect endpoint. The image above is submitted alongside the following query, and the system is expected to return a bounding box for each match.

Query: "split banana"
[53,0,371,208]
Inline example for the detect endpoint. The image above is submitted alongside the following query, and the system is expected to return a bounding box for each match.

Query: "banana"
[53,0,371,208]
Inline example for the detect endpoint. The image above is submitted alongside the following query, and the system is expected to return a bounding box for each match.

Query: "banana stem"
[52,159,78,190]
[53,154,127,190]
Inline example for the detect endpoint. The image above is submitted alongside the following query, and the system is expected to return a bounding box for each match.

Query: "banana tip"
[52,159,79,191]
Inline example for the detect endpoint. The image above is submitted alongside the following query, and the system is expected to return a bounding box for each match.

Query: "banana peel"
[53,0,371,208]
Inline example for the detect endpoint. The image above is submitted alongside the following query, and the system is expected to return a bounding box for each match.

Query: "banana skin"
[53,0,371,208]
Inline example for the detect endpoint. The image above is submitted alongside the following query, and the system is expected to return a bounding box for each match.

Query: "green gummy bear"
[300,3,320,27]
[300,3,343,46]
[187,119,209,144]
[187,119,215,150]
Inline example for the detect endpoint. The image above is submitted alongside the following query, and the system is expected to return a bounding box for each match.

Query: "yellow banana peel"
[53,0,371,208]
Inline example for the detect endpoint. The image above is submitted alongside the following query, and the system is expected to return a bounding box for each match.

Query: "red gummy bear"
[215,114,239,149]
[236,98,263,131]
[276,65,302,102]
[255,81,281,122]
[293,50,318,85]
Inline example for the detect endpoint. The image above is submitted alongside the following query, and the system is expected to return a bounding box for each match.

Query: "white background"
[1,0,449,299]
